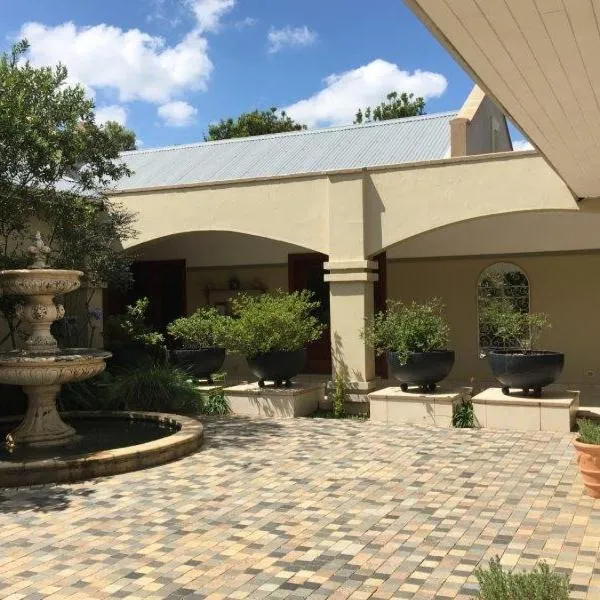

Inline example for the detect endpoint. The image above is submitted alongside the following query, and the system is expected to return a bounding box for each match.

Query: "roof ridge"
[121,110,459,157]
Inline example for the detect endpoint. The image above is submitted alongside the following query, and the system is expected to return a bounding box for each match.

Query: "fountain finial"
[28,232,51,269]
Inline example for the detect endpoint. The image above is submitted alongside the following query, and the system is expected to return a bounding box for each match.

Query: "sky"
[1,0,530,150]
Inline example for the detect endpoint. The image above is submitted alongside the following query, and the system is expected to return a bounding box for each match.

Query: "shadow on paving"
[0,483,97,513]
[199,415,287,449]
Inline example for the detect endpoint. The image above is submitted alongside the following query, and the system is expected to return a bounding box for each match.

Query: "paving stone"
[1,416,599,599]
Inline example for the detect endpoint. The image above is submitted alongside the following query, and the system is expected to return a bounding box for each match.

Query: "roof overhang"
[405,0,600,200]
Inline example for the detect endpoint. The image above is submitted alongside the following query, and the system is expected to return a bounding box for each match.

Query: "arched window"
[478,262,529,354]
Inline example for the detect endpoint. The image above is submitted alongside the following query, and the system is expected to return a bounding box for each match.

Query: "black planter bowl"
[487,350,564,397]
[387,350,455,393]
[247,349,306,388]
[170,347,226,383]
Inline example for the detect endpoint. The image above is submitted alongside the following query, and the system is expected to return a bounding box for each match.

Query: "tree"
[206,107,306,140]
[354,91,426,124]
[0,40,137,348]
[103,120,137,151]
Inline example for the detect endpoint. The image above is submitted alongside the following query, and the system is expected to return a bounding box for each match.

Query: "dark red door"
[104,259,187,335]
[288,253,331,374]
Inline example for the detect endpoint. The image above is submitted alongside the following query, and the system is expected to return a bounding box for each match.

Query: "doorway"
[288,253,331,374]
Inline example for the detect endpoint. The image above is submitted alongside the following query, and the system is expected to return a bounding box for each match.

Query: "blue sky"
[2,0,524,149]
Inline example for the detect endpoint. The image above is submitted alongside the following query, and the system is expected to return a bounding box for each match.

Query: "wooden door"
[104,259,187,338]
[288,253,331,374]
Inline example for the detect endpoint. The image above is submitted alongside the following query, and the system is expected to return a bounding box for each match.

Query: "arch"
[477,261,530,353]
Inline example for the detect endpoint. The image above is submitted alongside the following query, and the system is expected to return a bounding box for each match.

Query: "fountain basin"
[0,268,83,296]
[0,411,203,487]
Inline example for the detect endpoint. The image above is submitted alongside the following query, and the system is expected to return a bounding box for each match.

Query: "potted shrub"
[167,307,229,383]
[481,298,563,397]
[104,297,165,369]
[223,290,325,387]
[362,298,454,393]
[574,419,600,498]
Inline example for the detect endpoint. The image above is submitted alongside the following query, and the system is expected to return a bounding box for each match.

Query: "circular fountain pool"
[0,411,203,487]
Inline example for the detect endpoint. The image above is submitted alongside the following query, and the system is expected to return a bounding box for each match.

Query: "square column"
[325,260,378,399]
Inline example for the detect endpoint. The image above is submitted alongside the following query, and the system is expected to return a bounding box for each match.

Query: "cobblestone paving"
[1,417,600,599]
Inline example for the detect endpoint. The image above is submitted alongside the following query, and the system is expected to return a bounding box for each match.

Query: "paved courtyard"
[1,417,599,600]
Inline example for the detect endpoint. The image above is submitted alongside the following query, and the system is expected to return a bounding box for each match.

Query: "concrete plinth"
[224,383,324,418]
[472,387,579,432]
[368,386,466,427]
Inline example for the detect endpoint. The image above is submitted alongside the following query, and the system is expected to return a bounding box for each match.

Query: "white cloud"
[235,16,257,29]
[513,139,534,151]
[158,100,198,126]
[187,0,235,32]
[267,26,317,54]
[95,104,127,125]
[19,22,213,104]
[284,59,447,128]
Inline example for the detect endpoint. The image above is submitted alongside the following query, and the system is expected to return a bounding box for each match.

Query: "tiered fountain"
[0,233,202,486]
[0,233,111,447]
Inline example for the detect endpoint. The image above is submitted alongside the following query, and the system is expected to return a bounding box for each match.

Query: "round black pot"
[387,350,455,393]
[170,347,226,383]
[247,349,306,387]
[487,350,564,397]
[108,346,153,371]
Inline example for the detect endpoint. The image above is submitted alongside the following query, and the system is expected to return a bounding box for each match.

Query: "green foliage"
[57,372,115,411]
[198,374,229,415]
[354,91,425,124]
[206,107,306,140]
[103,120,137,151]
[108,365,201,413]
[453,397,475,428]
[0,40,137,347]
[167,307,230,349]
[332,372,346,418]
[104,298,165,350]
[362,298,450,364]
[577,419,600,445]
[223,290,325,357]
[479,298,550,352]
[474,556,568,600]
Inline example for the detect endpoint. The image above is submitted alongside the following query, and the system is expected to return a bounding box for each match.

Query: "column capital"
[324,259,378,283]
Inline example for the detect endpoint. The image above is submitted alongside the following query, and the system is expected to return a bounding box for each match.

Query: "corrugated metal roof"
[114,111,457,191]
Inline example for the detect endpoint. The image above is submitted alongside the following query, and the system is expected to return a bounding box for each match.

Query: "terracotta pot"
[573,439,600,498]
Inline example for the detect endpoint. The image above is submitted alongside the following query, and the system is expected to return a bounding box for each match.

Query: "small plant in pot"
[574,419,600,499]
[223,290,325,388]
[362,298,454,393]
[104,297,165,369]
[481,298,563,398]
[167,307,229,383]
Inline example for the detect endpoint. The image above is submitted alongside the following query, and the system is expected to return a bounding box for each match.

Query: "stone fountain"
[0,233,111,447]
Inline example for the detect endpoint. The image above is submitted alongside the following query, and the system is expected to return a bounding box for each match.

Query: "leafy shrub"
[199,389,229,415]
[577,418,600,445]
[58,371,115,411]
[474,556,568,600]
[453,397,475,428]
[479,297,550,352]
[107,365,201,413]
[362,298,450,364]
[167,307,230,349]
[332,372,346,418]
[223,290,325,357]
[104,297,165,350]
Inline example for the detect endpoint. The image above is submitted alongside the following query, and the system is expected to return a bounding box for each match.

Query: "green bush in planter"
[479,297,550,352]
[104,297,165,351]
[577,418,600,445]
[223,290,325,356]
[167,307,230,349]
[362,298,450,364]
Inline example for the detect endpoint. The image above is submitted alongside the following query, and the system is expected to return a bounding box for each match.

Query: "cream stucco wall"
[387,252,600,395]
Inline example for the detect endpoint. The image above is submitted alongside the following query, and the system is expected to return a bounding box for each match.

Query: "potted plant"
[481,298,563,397]
[574,419,600,499]
[362,298,454,393]
[167,307,229,383]
[104,297,165,369]
[223,290,325,387]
